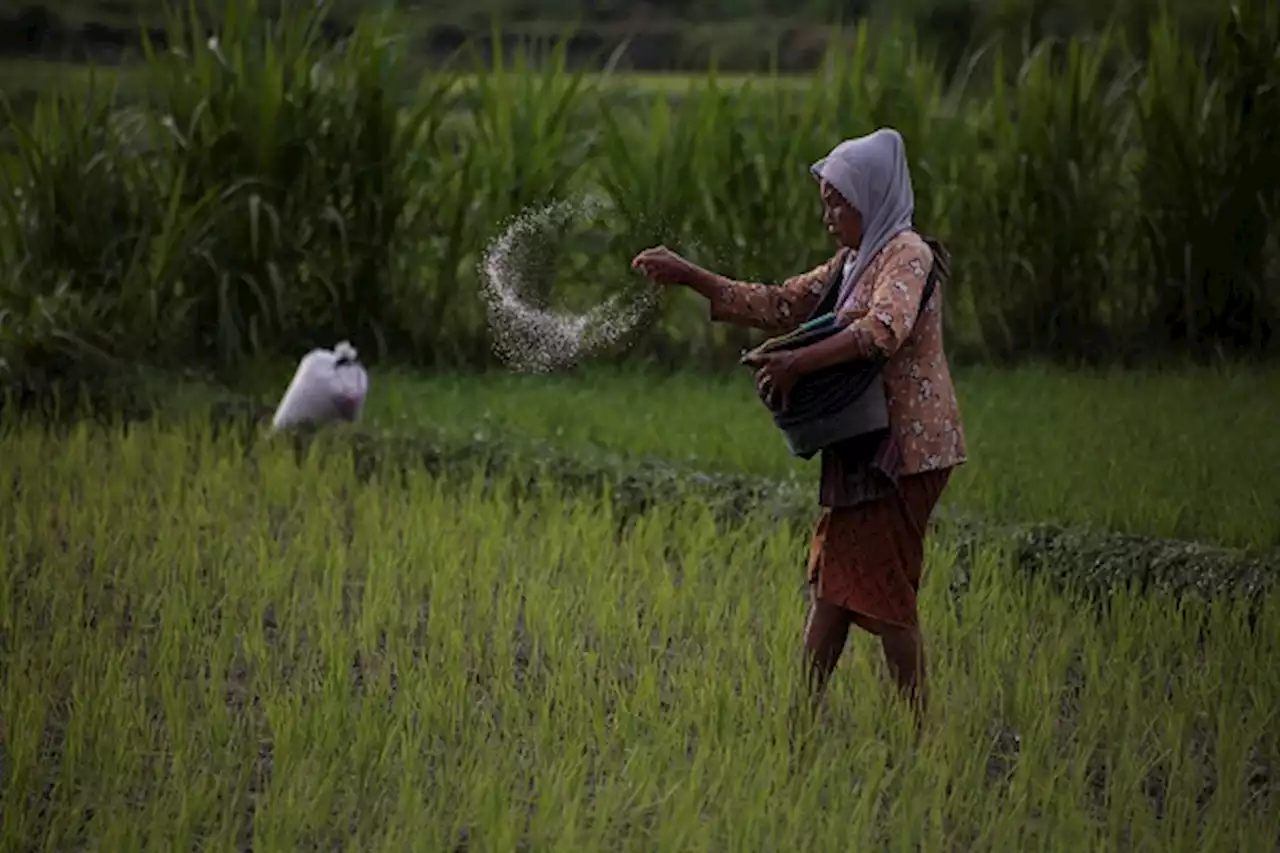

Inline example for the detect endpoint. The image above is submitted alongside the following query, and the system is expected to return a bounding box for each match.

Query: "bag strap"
[807,235,949,331]
[806,248,851,321]
[917,236,948,319]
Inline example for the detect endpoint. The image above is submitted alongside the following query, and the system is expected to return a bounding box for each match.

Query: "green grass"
[0,56,804,100]
[0,59,144,107]
[16,0,387,30]
[2,414,1276,850]
[219,363,1280,552]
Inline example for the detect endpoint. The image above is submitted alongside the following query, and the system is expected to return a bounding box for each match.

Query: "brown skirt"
[806,467,951,634]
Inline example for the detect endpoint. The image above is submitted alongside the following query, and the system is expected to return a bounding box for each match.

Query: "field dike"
[172,393,1277,611]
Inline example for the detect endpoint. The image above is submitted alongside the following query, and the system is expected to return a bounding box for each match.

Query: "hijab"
[809,128,915,309]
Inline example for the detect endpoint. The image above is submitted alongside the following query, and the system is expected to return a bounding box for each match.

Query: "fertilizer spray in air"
[478,198,664,374]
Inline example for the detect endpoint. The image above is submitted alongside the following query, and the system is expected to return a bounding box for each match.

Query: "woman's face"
[820,179,863,248]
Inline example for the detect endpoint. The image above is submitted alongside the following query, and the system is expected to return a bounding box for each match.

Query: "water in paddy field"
[478,197,665,374]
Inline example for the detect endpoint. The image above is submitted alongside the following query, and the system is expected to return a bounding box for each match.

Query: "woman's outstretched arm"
[689,251,848,335]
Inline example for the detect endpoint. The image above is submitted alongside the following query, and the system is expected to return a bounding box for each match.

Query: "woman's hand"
[741,350,807,412]
[631,246,695,286]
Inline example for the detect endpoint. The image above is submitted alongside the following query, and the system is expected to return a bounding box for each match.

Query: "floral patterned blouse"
[707,230,967,477]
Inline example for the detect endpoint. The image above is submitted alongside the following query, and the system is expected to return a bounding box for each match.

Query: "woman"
[631,128,966,721]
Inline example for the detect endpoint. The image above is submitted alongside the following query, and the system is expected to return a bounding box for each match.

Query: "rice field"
[4,1,1278,843]
[2,413,1277,851]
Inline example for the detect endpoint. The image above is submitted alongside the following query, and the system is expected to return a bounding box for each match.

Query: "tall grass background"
[0,0,1277,395]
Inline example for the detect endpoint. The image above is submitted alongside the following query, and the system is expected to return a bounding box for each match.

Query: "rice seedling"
[1,414,1275,849]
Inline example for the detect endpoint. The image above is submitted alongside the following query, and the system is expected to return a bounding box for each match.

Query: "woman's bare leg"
[802,591,855,708]
[880,624,928,721]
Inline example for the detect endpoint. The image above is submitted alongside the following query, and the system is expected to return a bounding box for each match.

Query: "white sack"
[270,341,369,432]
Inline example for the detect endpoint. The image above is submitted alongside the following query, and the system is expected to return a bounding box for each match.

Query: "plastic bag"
[270,341,369,432]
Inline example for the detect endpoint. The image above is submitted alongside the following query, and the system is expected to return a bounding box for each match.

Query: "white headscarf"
[809,128,915,309]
